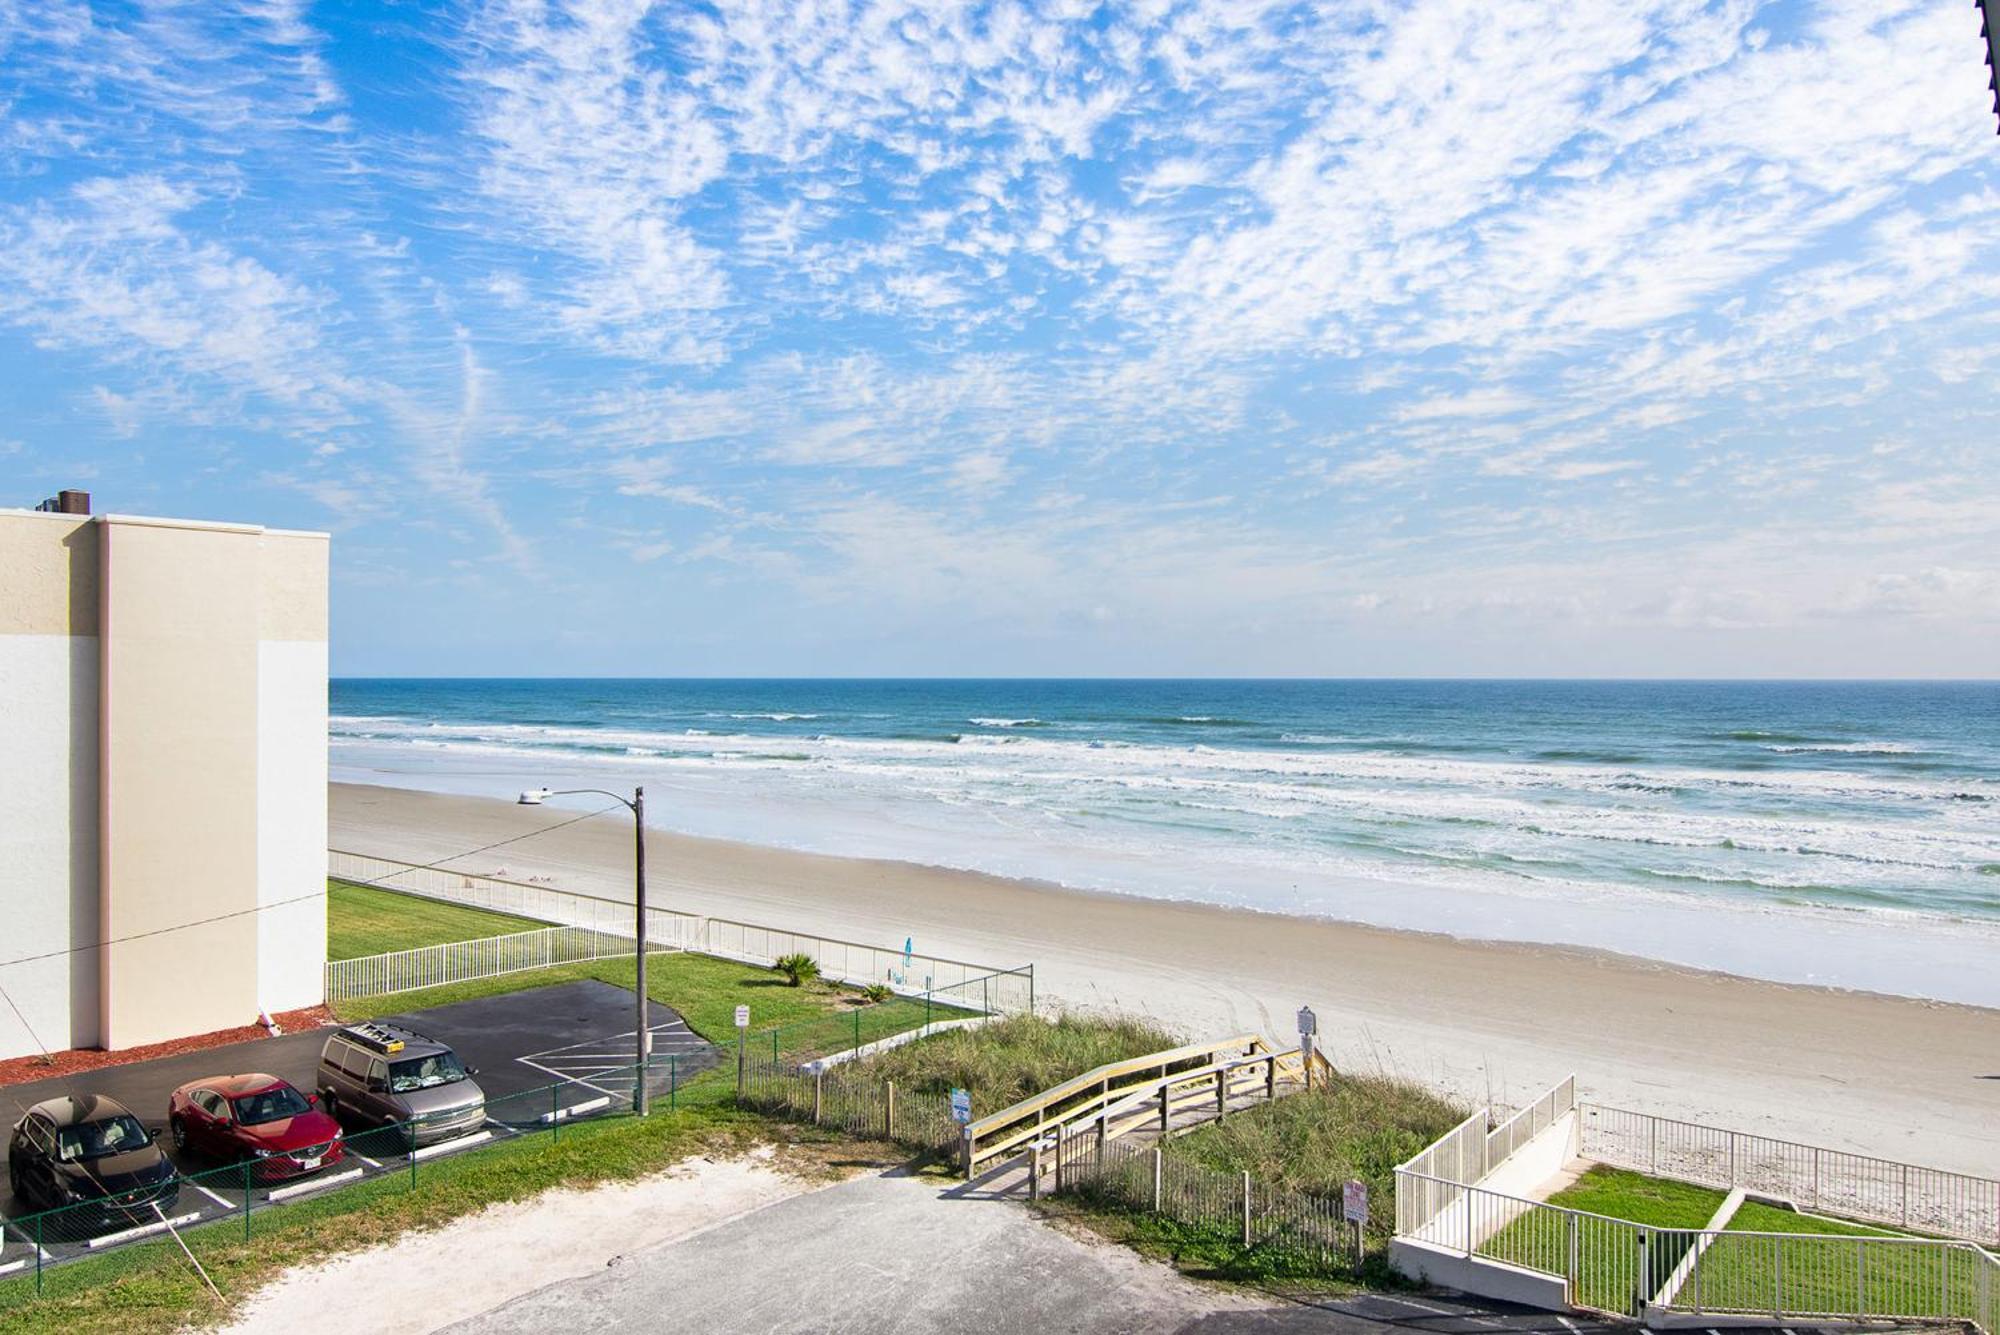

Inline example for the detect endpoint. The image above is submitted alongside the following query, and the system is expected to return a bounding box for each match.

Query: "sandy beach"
[332,781,2000,1178]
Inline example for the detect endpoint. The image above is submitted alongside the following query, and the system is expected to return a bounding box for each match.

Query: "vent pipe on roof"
[33,490,90,515]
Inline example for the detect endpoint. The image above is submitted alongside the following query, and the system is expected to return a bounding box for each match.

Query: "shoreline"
[331,781,2000,1177]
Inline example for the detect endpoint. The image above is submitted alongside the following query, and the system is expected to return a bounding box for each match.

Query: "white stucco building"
[0,496,328,1059]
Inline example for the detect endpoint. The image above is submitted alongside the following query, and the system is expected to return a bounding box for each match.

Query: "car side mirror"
[149,1128,161,1142]
[466,1066,479,1077]
[367,1079,387,1093]
[306,1093,319,1107]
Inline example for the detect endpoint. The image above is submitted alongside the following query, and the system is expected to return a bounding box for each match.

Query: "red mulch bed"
[0,1006,338,1089]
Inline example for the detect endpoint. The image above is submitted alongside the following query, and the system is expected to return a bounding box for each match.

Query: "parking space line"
[188,1181,233,1208]
[87,1211,202,1249]
[347,1150,382,1168]
[410,1130,492,1161]
[2,1223,52,1262]
[267,1168,364,1203]
[0,1258,23,1277]
[517,1057,627,1103]
[539,1095,612,1124]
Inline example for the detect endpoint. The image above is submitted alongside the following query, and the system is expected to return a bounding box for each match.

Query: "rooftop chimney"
[34,489,91,515]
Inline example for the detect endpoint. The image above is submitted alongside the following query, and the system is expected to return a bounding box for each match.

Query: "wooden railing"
[961,1034,1333,1180]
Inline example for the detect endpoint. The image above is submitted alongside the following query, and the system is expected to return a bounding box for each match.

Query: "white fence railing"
[326,848,1033,1011]
[1395,1075,1577,1236]
[1581,1103,2000,1246]
[324,926,652,1003]
[1397,1169,2000,1330]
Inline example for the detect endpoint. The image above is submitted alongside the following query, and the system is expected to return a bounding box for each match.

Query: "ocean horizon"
[329,677,2000,1006]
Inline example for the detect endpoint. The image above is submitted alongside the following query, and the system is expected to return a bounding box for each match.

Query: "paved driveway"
[441,1165,1944,1335]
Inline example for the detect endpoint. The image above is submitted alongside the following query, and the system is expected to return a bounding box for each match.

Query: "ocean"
[329,679,2000,1004]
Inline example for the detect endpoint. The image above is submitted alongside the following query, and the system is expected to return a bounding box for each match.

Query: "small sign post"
[1342,1178,1368,1269]
[1297,1006,1317,1089]
[951,1088,973,1177]
[734,1005,751,1100]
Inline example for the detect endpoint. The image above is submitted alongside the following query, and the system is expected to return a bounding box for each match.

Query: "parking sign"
[1342,1179,1368,1223]
[950,1088,972,1125]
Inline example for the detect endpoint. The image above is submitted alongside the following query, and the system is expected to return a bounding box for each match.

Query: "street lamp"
[518,785,651,1115]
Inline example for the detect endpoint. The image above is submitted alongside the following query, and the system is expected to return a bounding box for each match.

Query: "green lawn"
[1478,1166,1728,1314]
[325,879,548,960]
[333,949,904,1051]
[1690,1200,1980,1320]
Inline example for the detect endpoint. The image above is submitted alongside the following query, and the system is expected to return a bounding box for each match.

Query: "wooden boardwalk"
[960,1035,1331,1199]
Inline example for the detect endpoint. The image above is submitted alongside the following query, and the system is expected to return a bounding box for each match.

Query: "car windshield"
[232,1086,311,1126]
[387,1053,466,1093]
[55,1114,150,1162]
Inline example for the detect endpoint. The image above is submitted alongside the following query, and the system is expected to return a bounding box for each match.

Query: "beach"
[332,781,2000,1178]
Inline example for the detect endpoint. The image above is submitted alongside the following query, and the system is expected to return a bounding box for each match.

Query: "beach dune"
[332,782,1999,1178]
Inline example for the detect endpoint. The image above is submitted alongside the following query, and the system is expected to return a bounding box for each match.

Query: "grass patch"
[839,1012,1182,1109]
[1724,1200,1902,1237]
[1477,1166,1727,1313]
[333,950,887,1049]
[1544,1165,1729,1229]
[1165,1073,1468,1243]
[326,880,547,960]
[1046,1073,1466,1288]
[1695,1201,1975,1318]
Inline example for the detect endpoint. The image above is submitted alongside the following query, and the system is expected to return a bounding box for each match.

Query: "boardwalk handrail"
[966,1034,1263,1141]
[964,1034,1331,1179]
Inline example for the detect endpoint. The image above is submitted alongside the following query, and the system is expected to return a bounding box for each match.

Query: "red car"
[167,1074,345,1181]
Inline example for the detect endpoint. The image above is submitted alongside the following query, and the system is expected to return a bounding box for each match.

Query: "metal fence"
[1052,1131,1360,1272]
[328,850,702,943]
[327,849,1032,1008]
[736,1056,962,1156]
[1488,1075,1575,1165]
[1580,1103,2000,1245]
[1396,1169,2000,1330]
[324,926,659,1003]
[1394,1075,1577,1238]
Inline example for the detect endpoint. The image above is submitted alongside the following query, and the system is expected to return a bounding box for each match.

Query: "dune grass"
[325,879,547,960]
[1029,1068,1468,1289]
[842,1011,1182,1109]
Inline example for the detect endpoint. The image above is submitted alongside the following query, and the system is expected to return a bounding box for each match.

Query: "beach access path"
[333,782,2000,1179]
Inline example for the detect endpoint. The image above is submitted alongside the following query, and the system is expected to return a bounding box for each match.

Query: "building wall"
[0,509,328,1059]
[98,518,267,1048]
[0,513,101,1054]
[257,534,330,1015]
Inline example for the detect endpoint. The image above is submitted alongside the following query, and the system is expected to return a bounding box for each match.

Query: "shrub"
[860,982,895,1004]
[774,952,820,987]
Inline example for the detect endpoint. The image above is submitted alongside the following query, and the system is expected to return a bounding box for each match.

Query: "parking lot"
[1,981,718,1276]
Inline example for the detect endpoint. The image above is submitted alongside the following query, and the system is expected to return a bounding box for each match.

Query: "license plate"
[296,1155,320,1171]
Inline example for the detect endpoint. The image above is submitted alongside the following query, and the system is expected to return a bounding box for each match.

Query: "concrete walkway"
[426,1162,1930,1335]
[443,1165,1263,1334]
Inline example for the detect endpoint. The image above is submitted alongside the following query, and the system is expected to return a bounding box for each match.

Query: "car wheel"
[169,1116,189,1153]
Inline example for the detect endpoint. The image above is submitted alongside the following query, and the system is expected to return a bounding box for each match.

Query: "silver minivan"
[315,1023,486,1150]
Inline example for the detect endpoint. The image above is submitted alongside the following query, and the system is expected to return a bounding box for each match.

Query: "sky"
[1,0,1997,679]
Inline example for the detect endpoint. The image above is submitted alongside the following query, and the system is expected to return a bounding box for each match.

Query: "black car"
[7,1094,179,1229]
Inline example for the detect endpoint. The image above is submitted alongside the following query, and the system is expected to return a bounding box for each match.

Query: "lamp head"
[517,787,551,805]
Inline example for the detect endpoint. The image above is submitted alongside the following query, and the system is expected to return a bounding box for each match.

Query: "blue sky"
[2,0,1996,678]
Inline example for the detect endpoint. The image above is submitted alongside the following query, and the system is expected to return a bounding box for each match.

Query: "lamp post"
[519,785,650,1115]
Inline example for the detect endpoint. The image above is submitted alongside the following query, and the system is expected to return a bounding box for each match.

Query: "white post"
[1153,1148,1163,1212]
[1242,1171,1252,1248]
